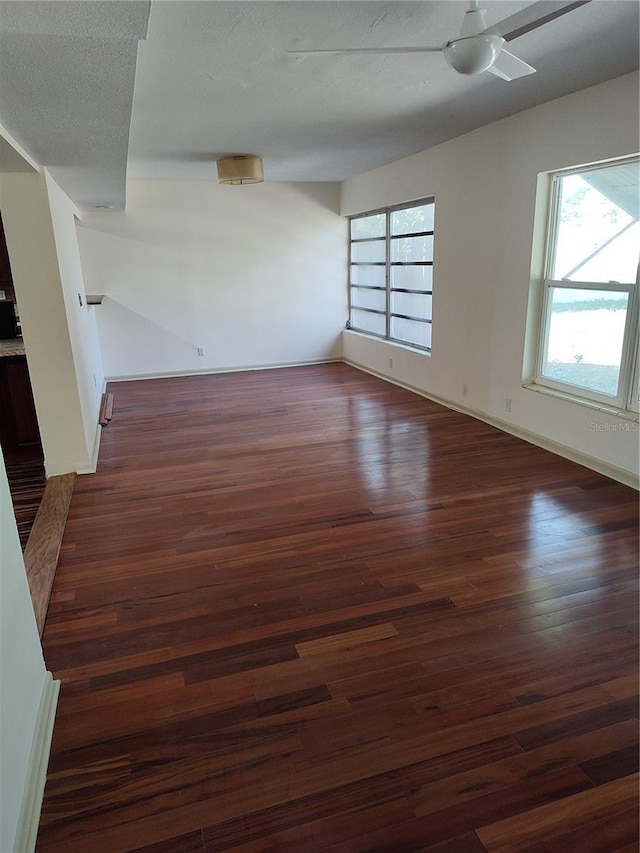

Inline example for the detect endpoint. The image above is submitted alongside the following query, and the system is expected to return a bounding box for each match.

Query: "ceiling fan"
[289,0,591,81]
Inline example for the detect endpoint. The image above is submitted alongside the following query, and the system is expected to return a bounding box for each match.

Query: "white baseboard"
[344,357,639,490]
[13,673,60,853]
[104,357,342,383]
[42,422,102,477]
[474,411,638,490]
[78,422,102,475]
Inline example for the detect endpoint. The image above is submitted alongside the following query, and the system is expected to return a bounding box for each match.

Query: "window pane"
[551,164,640,283]
[351,288,386,312]
[391,203,434,235]
[391,235,433,263]
[348,198,436,351]
[541,287,629,397]
[350,264,385,286]
[351,239,386,263]
[391,265,433,291]
[391,317,431,349]
[570,223,640,283]
[351,214,385,239]
[391,291,432,319]
[351,309,386,336]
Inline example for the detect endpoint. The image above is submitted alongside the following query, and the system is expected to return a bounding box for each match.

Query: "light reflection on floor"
[349,394,430,498]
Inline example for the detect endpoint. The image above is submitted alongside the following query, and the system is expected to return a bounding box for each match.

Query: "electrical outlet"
[462,383,468,397]
[389,358,393,369]
[505,398,512,413]
[197,346,205,356]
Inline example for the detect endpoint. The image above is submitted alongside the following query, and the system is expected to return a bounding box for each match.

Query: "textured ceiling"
[0,1,638,211]
[0,1,150,209]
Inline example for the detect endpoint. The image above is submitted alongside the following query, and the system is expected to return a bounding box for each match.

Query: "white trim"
[13,672,60,853]
[550,153,640,180]
[344,357,639,491]
[42,420,103,477]
[76,383,109,475]
[536,280,638,411]
[629,346,640,414]
[104,357,341,383]
[343,329,431,359]
[0,123,40,172]
[524,381,640,422]
[78,423,102,475]
[535,156,640,414]
[44,171,82,220]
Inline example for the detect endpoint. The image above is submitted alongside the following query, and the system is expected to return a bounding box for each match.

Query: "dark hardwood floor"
[37,364,639,852]
[4,449,46,549]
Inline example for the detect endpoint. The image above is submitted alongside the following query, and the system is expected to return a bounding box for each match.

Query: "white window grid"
[536,158,640,413]
[348,198,435,352]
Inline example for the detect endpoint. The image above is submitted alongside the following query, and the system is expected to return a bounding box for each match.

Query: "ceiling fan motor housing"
[444,34,504,75]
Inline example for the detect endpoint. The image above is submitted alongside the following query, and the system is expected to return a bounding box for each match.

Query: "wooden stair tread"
[23,471,76,636]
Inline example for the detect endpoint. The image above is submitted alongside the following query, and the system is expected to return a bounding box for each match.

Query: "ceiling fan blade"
[487,48,536,81]
[484,0,591,42]
[289,45,444,57]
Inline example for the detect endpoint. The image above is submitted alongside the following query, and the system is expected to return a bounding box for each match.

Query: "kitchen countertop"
[0,338,26,357]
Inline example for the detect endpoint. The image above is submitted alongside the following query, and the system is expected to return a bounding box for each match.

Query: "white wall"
[0,448,49,852]
[0,170,102,475]
[77,181,347,378]
[45,173,105,467]
[341,73,640,486]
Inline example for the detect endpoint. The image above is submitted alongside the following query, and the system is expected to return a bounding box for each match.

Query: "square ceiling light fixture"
[216,154,264,185]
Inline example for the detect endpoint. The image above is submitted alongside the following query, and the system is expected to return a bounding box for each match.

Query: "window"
[535,158,639,413]
[348,199,435,351]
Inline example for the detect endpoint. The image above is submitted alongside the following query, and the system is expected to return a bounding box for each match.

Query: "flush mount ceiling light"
[216,154,264,185]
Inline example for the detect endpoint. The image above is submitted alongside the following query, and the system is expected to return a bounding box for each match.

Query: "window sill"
[523,382,639,422]
[344,328,431,357]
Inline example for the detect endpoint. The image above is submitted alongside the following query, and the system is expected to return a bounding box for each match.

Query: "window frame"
[348,197,435,353]
[534,157,640,413]
[629,345,640,414]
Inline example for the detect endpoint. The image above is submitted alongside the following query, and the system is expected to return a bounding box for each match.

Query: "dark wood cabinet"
[0,354,41,451]
[0,215,15,302]
[0,214,39,454]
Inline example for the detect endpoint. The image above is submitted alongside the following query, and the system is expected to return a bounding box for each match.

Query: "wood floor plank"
[295,622,400,656]
[601,672,640,700]
[413,836,490,853]
[132,830,205,853]
[410,719,639,817]
[579,744,640,785]
[517,806,639,853]
[203,794,415,852]
[511,694,639,751]
[36,364,639,852]
[476,773,639,853]
[327,766,594,852]
[4,452,47,548]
